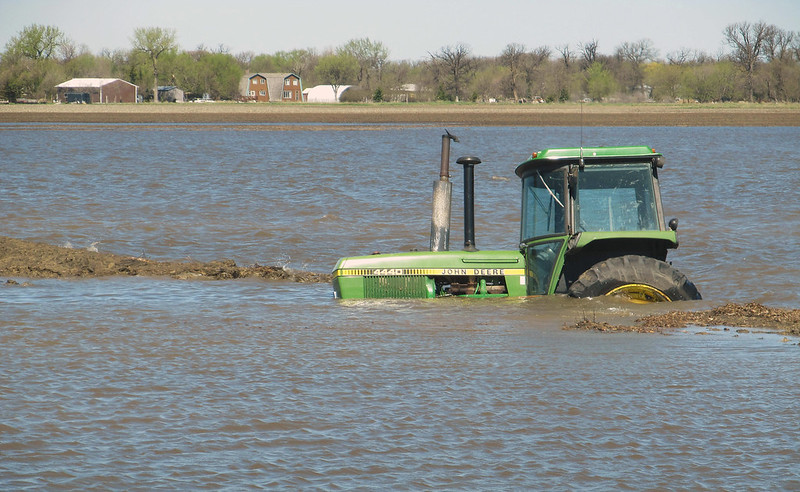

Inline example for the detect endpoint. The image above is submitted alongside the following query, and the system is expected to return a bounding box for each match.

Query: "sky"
[2,0,799,62]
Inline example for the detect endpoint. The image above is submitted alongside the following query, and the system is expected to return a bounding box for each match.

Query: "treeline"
[2,21,799,103]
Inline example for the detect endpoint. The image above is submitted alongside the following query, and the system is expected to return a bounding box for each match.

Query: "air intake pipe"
[456,156,481,251]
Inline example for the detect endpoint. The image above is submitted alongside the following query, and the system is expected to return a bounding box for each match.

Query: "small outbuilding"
[55,78,138,104]
[158,85,185,103]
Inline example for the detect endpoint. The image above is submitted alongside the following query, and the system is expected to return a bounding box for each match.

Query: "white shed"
[302,85,352,103]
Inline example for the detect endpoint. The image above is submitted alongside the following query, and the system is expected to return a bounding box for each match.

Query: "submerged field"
[2,101,800,126]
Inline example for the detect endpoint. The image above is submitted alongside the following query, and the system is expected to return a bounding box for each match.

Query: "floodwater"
[1,123,799,489]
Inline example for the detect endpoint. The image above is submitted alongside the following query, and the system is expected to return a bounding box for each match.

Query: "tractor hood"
[332,250,526,299]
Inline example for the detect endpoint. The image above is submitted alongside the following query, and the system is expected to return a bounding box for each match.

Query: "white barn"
[302,85,352,103]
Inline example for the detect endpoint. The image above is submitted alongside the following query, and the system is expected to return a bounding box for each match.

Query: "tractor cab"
[515,146,694,299]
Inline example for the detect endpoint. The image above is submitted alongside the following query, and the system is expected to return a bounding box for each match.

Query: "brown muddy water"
[1,124,799,489]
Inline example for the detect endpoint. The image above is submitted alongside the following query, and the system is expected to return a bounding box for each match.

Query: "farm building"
[158,85,184,103]
[302,85,352,103]
[55,78,138,103]
[240,73,303,102]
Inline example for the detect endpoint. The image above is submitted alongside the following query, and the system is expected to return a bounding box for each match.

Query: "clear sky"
[1,0,799,61]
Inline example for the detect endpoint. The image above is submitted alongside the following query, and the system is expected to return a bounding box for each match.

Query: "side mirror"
[668,218,678,231]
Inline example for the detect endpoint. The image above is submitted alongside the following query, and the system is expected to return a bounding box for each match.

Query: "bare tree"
[132,27,177,103]
[764,27,794,61]
[616,39,657,92]
[235,50,255,70]
[792,33,800,62]
[500,42,526,101]
[762,26,795,101]
[525,46,551,100]
[723,21,771,101]
[580,39,599,69]
[667,47,696,66]
[429,43,473,101]
[617,39,657,65]
[285,49,318,79]
[59,39,79,62]
[555,44,573,68]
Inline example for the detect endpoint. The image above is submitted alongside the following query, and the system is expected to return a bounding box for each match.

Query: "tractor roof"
[515,145,662,177]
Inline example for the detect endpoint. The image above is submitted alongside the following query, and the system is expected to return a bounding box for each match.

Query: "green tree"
[249,49,318,78]
[200,52,243,99]
[645,62,684,101]
[315,53,358,100]
[682,61,739,102]
[435,84,452,101]
[64,51,108,78]
[339,38,389,90]
[5,24,65,60]
[584,62,616,100]
[131,27,177,102]
[162,49,241,100]
[166,51,202,97]
[1,24,66,100]
[470,64,505,102]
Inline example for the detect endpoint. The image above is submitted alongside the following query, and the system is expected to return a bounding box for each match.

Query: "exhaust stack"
[456,156,482,251]
[429,131,458,252]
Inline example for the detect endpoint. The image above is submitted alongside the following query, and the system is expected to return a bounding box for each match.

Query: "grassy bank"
[2,101,799,126]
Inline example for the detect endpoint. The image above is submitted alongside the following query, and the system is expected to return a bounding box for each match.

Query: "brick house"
[55,78,138,103]
[241,73,303,102]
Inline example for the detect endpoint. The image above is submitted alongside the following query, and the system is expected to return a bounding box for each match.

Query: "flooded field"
[1,124,799,489]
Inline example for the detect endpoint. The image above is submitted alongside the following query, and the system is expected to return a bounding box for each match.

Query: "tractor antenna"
[579,100,585,170]
[580,99,584,147]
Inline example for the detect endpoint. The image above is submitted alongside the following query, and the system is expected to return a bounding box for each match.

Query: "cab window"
[575,163,659,232]
[521,168,566,241]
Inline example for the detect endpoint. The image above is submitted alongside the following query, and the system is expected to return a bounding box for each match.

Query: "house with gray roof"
[240,73,303,102]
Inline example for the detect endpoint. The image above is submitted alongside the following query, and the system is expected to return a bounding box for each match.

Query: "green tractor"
[332,132,700,301]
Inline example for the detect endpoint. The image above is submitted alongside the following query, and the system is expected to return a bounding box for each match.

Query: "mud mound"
[0,236,330,283]
[567,302,800,336]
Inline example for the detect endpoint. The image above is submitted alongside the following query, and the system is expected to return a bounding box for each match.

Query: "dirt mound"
[567,302,800,336]
[0,236,330,283]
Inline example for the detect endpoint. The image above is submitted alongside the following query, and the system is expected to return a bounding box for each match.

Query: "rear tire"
[568,255,701,302]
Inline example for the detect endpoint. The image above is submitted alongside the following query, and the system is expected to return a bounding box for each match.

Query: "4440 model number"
[372,268,405,275]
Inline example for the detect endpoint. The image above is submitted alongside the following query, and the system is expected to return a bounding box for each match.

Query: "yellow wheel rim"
[606,283,672,303]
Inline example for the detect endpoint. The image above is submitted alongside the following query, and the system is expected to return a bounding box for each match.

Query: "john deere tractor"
[332,132,700,301]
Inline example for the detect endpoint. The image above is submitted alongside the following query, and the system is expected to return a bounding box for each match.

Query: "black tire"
[568,255,701,301]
